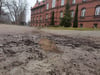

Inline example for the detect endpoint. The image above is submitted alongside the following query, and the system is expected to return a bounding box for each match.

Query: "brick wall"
[31,0,100,28]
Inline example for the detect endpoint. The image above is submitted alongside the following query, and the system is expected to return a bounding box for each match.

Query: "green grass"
[45,26,100,31]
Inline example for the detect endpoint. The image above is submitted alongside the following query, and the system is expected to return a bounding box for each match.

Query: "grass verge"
[45,27,100,31]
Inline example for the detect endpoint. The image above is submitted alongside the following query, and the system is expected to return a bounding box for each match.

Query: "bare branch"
[4,0,26,24]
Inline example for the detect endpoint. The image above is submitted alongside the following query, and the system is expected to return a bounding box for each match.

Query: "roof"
[31,1,46,10]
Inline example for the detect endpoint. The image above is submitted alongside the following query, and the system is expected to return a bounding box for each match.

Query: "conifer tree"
[50,11,55,25]
[73,4,79,28]
[60,0,72,27]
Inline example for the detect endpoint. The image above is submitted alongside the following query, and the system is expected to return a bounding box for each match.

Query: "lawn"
[45,27,100,31]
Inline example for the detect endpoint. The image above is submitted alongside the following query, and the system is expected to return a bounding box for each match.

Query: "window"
[40,8,42,12]
[40,16,42,22]
[81,8,86,17]
[46,14,48,19]
[33,17,34,21]
[38,9,40,13]
[46,3,49,10]
[43,0,45,2]
[61,0,64,6]
[52,0,56,8]
[72,0,76,4]
[94,24,98,28]
[95,6,100,16]
[60,12,63,18]
[37,9,39,13]
[71,11,74,17]
[40,17,42,21]
[37,16,38,22]
[37,16,38,20]
[80,24,83,28]
[82,0,87,2]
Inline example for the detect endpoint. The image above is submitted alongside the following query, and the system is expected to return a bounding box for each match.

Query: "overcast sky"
[26,0,42,22]
[29,0,43,7]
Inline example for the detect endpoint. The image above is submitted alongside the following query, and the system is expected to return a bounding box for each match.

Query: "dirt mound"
[39,38,62,53]
[0,32,100,75]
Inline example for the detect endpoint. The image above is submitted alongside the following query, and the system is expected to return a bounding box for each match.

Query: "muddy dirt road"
[0,24,100,75]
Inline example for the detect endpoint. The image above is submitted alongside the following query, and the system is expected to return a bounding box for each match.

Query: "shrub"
[73,4,79,28]
[60,0,72,27]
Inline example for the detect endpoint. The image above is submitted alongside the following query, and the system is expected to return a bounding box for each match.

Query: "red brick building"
[31,0,100,28]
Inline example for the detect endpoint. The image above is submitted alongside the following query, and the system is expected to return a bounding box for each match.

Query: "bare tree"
[5,0,27,24]
[0,0,2,15]
[0,0,10,23]
[0,0,3,15]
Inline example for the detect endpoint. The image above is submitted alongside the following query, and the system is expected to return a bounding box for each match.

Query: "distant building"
[0,9,11,24]
[0,0,11,24]
[31,0,100,28]
[0,13,11,24]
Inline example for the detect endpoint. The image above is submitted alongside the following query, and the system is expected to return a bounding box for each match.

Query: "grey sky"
[29,0,43,7]
[26,0,42,22]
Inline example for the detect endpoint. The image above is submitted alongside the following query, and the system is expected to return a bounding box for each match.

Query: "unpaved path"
[0,24,100,75]
[0,24,36,34]
[0,24,100,38]
[41,29,100,38]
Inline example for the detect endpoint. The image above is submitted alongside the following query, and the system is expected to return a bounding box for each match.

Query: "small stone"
[39,38,62,53]
[0,48,3,53]
[0,44,3,47]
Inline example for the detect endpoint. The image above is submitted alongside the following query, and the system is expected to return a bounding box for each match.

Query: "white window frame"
[46,3,49,10]
[46,14,48,19]
[40,16,42,21]
[52,0,56,8]
[95,6,100,16]
[71,11,74,18]
[81,8,86,17]
[37,16,38,21]
[60,12,63,18]
[61,0,64,6]
[72,0,76,4]
[83,0,86,2]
